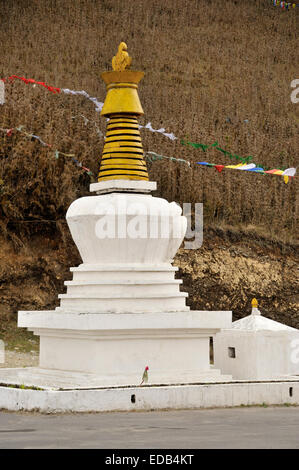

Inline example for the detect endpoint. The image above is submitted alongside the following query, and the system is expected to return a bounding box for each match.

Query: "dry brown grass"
[0,0,298,246]
[0,0,298,332]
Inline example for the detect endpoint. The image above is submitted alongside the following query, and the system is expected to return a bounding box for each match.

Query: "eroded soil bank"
[1,227,298,338]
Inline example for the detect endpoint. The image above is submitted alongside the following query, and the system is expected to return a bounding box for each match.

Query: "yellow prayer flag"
[225,163,244,169]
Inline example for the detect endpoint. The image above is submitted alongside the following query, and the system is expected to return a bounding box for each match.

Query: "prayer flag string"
[272,1,299,9]
[1,74,296,184]
[0,75,104,113]
[196,161,296,184]
[0,125,94,178]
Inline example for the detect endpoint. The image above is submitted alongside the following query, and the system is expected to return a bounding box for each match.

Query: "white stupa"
[2,43,232,390]
[214,298,299,380]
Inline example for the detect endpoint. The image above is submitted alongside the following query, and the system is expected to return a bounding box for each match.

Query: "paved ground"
[0,350,38,368]
[0,407,299,449]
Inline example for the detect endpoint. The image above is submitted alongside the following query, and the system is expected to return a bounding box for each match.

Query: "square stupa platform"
[15,310,232,388]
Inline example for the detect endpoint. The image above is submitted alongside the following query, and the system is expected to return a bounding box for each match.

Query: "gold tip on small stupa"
[251,298,258,308]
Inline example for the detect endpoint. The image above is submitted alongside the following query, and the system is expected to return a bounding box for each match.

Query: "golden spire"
[112,42,132,71]
[251,298,258,308]
[98,43,149,182]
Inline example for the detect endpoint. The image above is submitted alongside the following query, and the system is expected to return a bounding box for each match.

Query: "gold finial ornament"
[112,42,132,71]
[251,298,258,308]
[98,43,149,182]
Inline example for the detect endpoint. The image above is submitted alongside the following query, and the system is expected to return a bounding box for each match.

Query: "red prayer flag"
[215,165,225,173]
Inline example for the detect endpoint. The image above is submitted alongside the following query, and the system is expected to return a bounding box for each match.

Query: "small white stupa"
[214,299,299,380]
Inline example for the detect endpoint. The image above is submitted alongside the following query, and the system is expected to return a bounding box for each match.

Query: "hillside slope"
[0,226,298,330]
[0,0,298,332]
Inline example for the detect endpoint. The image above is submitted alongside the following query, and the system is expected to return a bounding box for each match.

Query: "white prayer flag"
[238,164,256,171]
[282,167,296,177]
[0,81,5,104]
[61,88,103,112]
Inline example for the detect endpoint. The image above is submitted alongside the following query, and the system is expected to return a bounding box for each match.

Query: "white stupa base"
[18,310,232,387]
[90,180,157,194]
[0,376,299,413]
[0,367,233,391]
